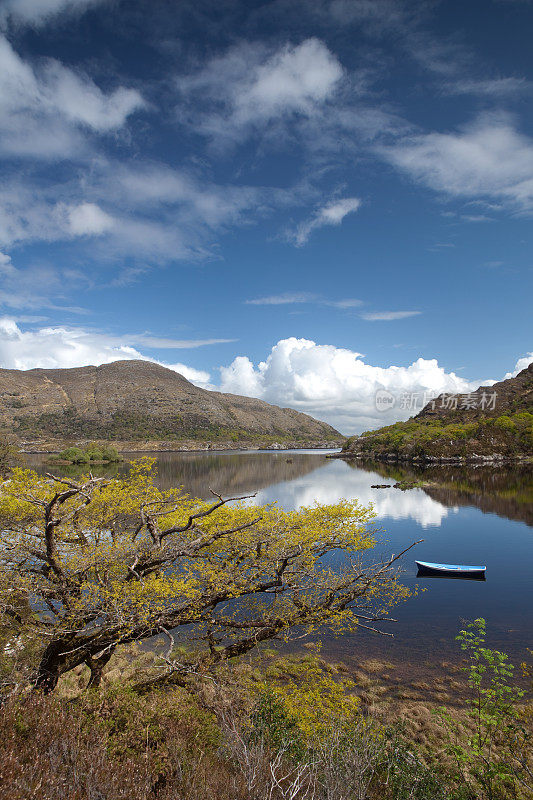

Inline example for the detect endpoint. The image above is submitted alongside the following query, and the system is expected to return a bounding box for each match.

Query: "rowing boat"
[415,560,486,578]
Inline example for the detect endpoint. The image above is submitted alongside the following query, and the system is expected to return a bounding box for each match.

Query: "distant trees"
[52,443,121,464]
[0,459,414,693]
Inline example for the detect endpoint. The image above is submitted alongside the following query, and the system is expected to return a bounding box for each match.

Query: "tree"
[436,619,531,799]
[0,435,19,479]
[0,459,415,693]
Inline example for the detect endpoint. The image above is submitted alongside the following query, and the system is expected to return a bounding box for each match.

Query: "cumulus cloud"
[219,337,473,433]
[361,310,421,321]
[2,323,529,434]
[504,352,533,379]
[254,461,455,528]
[383,113,533,212]
[177,38,343,143]
[0,318,218,387]
[0,34,144,158]
[286,197,362,246]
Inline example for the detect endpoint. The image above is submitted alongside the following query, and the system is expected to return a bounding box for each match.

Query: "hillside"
[0,360,342,450]
[339,363,533,462]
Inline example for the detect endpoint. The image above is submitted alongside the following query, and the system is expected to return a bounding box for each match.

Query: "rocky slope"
[338,363,533,463]
[0,360,342,450]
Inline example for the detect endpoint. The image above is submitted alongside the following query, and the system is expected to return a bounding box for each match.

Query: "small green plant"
[435,618,529,800]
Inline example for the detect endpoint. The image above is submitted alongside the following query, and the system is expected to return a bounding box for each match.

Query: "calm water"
[26,450,533,670]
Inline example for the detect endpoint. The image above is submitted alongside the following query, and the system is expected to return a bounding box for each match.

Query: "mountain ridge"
[338,363,533,462]
[0,359,342,450]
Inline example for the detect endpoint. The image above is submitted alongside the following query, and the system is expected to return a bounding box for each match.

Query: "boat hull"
[415,560,486,579]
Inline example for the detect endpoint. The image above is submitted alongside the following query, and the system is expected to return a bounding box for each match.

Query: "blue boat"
[415,560,486,578]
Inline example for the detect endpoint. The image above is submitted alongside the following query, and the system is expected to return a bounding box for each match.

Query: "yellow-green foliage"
[350,408,533,455]
[0,458,409,689]
[259,653,361,744]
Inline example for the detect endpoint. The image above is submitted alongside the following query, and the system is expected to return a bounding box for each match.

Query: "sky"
[0,0,531,433]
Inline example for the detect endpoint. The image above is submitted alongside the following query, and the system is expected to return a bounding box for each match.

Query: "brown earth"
[0,359,342,450]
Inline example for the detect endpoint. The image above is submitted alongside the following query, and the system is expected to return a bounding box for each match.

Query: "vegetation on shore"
[48,442,122,465]
[342,364,533,462]
[0,436,19,478]
[0,618,531,799]
[343,410,533,460]
[0,458,530,798]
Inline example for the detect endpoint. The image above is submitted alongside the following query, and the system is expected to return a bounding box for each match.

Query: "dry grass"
[359,658,396,673]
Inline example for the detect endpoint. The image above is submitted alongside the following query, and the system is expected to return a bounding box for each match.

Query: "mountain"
[0,360,342,450]
[339,363,533,462]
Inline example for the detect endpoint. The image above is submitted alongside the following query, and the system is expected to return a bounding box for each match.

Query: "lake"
[26,449,533,674]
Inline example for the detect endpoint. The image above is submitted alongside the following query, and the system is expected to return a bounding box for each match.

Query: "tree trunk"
[34,641,73,693]
[85,647,115,690]
[34,638,113,693]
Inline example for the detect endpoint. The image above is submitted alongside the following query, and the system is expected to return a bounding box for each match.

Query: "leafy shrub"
[59,446,90,464]
[435,618,532,800]
[256,653,360,746]
[54,443,121,463]
[494,415,517,431]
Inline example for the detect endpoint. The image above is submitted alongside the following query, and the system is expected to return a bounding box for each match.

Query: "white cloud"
[383,114,533,212]
[129,335,237,350]
[153,363,211,387]
[0,250,15,275]
[0,318,141,371]
[445,77,530,97]
[247,292,318,306]
[177,38,343,143]
[0,253,92,311]
[253,460,454,528]
[233,38,343,123]
[504,352,533,379]
[66,203,115,236]
[2,323,529,434]
[0,318,214,386]
[245,292,362,308]
[0,160,297,264]
[287,197,361,246]
[361,310,421,321]
[0,0,106,26]
[219,337,473,433]
[0,33,144,158]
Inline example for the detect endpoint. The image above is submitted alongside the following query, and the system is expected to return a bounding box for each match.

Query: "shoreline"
[20,441,343,455]
[329,451,533,464]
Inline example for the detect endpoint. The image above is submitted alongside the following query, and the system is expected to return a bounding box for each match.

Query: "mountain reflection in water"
[25,450,532,669]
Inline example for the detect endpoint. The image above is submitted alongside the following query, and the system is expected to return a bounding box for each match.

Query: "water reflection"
[23,449,532,666]
[25,450,532,528]
[417,570,486,582]
[252,460,455,528]
[353,460,533,527]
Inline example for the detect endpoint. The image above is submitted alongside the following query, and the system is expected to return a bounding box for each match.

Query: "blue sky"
[0,0,531,432]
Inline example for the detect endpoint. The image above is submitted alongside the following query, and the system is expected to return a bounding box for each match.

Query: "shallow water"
[26,450,533,670]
